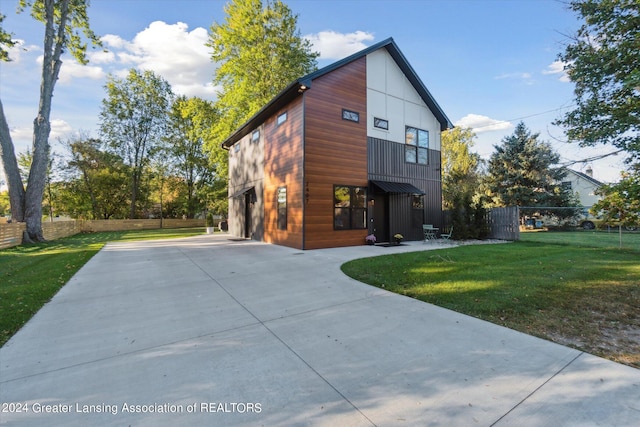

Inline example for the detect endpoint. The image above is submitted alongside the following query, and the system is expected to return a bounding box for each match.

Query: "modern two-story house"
[221,37,453,249]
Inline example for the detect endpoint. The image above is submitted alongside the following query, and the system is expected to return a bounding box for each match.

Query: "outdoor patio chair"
[440,226,453,241]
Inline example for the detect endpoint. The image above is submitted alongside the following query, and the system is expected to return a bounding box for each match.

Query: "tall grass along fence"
[0,218,205,250]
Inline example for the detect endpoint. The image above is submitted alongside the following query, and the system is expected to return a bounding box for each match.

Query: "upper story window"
[374,117,389,130]
[233,142,241,153]
[251,129,260,142]
[405,126,429,165]
[342,109,360,123]
[277,111,288,126]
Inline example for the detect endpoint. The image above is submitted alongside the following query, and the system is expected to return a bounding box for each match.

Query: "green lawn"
[0,228,205,347]
[342,231,640,368]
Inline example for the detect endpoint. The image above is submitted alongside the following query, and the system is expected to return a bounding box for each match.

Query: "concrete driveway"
[1,234,638,426]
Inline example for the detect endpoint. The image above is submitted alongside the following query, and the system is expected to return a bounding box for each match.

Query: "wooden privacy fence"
[0,218,205,250]
[487,206,520,240]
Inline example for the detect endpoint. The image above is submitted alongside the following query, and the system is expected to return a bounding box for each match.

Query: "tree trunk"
[0,99,26,222]
[23,115,51,242]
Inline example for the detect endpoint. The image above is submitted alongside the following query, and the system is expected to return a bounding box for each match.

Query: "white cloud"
[9,120,74,143]
[543,60,570,82]
[494,72,534,85]
[101,34,129,50]
[35,55,105,84]
[455,114,513,133]
[9,125,32,142]
[305,30,375,60]
[88,49,116,64]
[102,21,216,99]
[50,119,74,139]
[3,39,40,64]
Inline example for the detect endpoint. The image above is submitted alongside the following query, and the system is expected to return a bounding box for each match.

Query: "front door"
[372,194,389,242]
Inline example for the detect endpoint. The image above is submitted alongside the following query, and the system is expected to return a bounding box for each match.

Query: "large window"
[277,187,287,230]
[334,185,367,230]
[405,126,429,164]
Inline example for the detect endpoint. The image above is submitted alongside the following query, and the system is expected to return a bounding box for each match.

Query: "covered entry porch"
[368,180,433,243]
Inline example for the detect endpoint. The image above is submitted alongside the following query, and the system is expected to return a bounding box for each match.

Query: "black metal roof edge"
[221,37,453,149]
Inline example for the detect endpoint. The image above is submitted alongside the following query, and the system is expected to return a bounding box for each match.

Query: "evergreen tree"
[485,122,572,209]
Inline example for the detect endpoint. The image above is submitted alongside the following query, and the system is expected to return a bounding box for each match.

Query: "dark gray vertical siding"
[368,137,443,240]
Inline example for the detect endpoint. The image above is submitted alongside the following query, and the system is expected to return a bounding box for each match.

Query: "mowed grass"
[0,227,205,347]
[342,231,640,368]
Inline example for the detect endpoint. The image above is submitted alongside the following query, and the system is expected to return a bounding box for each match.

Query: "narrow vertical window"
[277,187,287,230]
[251,129,260,142]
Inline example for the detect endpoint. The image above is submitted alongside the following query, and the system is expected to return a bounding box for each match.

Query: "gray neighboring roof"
[221,37,453,149]
[564,168,604,187]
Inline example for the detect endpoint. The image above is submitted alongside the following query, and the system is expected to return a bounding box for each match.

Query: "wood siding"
[304,57,369,249]
[368,136,443,240]
[264,96,304,248]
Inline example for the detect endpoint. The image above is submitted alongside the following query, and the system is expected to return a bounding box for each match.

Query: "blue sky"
[0,0,628,185]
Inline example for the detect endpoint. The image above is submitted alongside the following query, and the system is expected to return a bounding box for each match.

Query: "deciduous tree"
[591,169,640,227]
[555,0,640,166]
[206,0,318,179]
[165,96,217,218]
[60,136,130,219]
[99,69,173,218]
[441,127,482,209]
[0,0,100,241]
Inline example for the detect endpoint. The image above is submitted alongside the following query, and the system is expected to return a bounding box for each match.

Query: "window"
[277,111,287,126]
[277,187,287,230]
[561,181,572,190]
[405,126,429,164]
[342,109,360,123]
[251,129,260,142]
[374,117,389,130]
[412,195,424,209]
[334,185,367,230]
[233,142,240,153]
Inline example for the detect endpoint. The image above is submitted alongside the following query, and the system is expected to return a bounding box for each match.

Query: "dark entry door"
[244,193,252,238]
[372,194,389,242]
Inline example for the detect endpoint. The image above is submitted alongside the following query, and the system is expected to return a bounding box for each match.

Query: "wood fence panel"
[42,221,82,241]
[487,207,520,240]
[0,223,25,249]
[1,219,205,250]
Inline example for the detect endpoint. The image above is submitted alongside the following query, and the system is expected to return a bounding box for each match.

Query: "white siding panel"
[386,55,405,98]
[387,96,405,143]
[366,48,441,152]
[366,49,387,92]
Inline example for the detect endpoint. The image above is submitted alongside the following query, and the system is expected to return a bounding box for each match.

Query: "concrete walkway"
[1,234,638,426]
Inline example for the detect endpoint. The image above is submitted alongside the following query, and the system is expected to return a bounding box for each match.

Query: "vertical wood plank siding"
[368,136,443,240]
[304,57,368,249]
[264,96,304,248]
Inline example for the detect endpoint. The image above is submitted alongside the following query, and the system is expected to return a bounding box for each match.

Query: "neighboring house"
[561,167,603,208]
[221,37,452,250]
